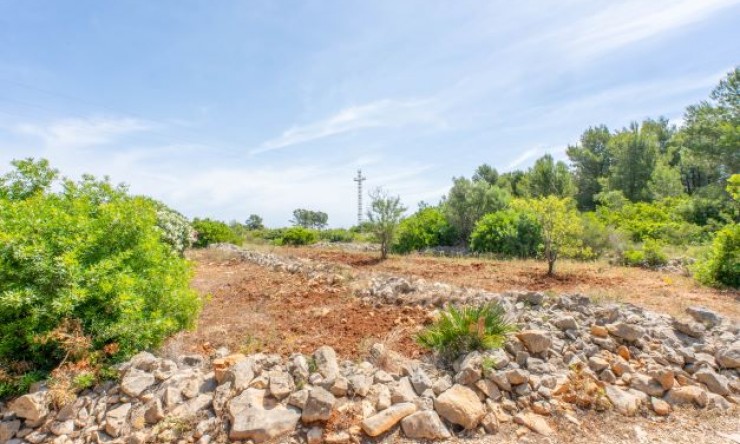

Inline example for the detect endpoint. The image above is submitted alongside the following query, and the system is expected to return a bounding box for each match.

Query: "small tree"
[367,188,407,259]
[443,177,510,243]
[514,196,583,275]
[245,214,264,230]
[291,209,328,230]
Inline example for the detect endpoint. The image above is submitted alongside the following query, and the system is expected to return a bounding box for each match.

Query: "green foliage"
[245,214,264,230]
[150,200,196,255]
[0,160,201,374]
[577,212,616,259]
[367,188,407,259]
[469,210,542,258]
[318,228,355,243]
[393,207,456,254]
[0,371,46,399]
[416,304,514,363]
[693,224,739,288]
[521,154,575,198]
[291,209,328,230]
[648,160,685,200]
[0,158,59,200]
[597,197,704,244]
[192,218,240,247]
[604,121,659,202]
[443,177,510,242]
[472,164,499,186]
[567,125,612,210]
[621,249,645,267]
[621,240,668,268]
[72,371,97,391]
[280,227,318,246]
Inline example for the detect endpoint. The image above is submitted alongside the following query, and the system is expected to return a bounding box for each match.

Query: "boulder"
[664,386,708,408]
[607,323,643,341]
[409,367,433,395]
[716,344,740,369]
[401,410,451,440]
[605,385,640,416]
[553,316,578,331]
[685,306,721,327]
[314,346,339,380]
[673,320,705,338]
[434,384,485,429]
[105,403,132,437]
[121,369,156,397]
[0,419,21,442]
[213,353,247,383]
[230,406,300,443]
[391,377,418,403]
[223,359,255,392]
[8,391,49,422]
[630,374,665,397]
[302,387,336,423]
[517,330,552,354]
[514,412,553,436]
[694,370,730,396]
[269,372,294,400]
[361,402,417,437]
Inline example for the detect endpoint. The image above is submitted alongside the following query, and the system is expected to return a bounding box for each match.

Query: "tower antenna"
[353,169,366,225]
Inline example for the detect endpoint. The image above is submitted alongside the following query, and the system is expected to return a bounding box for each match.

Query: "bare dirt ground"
[280,247,740,320]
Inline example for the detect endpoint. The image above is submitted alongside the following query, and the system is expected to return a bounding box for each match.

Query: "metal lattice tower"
[353,169,366,225]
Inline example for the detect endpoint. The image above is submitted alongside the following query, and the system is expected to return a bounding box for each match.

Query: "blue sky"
[0,0,738,227]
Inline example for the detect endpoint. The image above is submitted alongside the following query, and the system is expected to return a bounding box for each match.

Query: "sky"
[0,1,738,227]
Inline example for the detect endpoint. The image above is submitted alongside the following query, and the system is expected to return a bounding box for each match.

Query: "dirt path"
[278,247,740,320]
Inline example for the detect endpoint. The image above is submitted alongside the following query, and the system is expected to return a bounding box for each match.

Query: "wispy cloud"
[15,116,152,148]
[505,148,541,171]
[253,98,440,154]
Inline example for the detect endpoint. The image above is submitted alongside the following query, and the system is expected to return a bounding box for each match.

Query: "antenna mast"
[353,169,366,225]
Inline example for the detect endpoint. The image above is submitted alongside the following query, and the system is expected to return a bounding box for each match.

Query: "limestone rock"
[361,402,417,437]
[694,370,730,396]
[514,412,553,436]
[716,344,740,369]
[105,403,132,437]
[630,374,665,397]
[591,325,608,338]
[664,386,708,407]
[605,385,639,416]
[401,410,451,440]
[230,405,300,443]
[517,330,552,354]
[650,397,671,416]
[434,384,485,429]
[223,358,255,392]
[213,353,247,384]
[553,316,578,331]
[8,391,49,422]
[0,420,21,442]
[302,387,336,423]
[314,346,339,380]
[607,323,643,342]
[391,377,418,403]
[121,369,156,397]
[269,372,294,400]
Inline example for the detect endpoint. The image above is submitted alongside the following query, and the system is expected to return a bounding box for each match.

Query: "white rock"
[361,402,417,437]
[434,384,485,429]
[401,410,451,440]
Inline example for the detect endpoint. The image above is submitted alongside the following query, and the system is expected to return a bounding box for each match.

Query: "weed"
[73,371,96,391]
[307,357,318,374]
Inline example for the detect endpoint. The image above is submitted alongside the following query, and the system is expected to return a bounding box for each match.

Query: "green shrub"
[280,227,317,246]
[416,304,514,363]
[694,224,739,288]
[597,197,704,244]
[393,207,457,254]
[319,228,355,243]
[578,212,613,259]
[622,249,645,267]
[0,163,201,375]
[191,218,240,247]
[150,200,196,255]
[469,210,541,257]
[642,239,668,267]
[72,371,97,391]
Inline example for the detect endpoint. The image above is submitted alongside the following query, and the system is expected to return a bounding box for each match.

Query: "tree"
[192,218,239,247]
[497,170,526,197]
[291,209,328,230]
[605,121,658,201]
[0,157,59,200]
[393,207,456,253]
[366,188,407,260]
[514,197,583,275]
[443,177,510,242]
[245,214,264,230]
[472,163,499,186]
[521,154,575,198]
[647,160,685,200]
[567,125,612,210]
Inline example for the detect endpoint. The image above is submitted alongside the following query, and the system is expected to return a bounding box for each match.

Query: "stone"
[605,385,639,416]
[314,346,339,380]
[302,387,336,423]
[431,375,452,395]
[694,370,730,396]
[409,367,433,395]
[506,368,529,386]
[8,391,49,422]
[349,374,373,397]
[517,291,544,305]
[553,316,578,331]
[213,353,247,383]
[664,386,708,407]
[171,393,213,418]
[475,379,502,400]
[0,420,21,442]
[50,420,74,436]
[630,374,665,397]
[306,426,323,444]
[616,345,631,361]
[686,306,721,327]
[391,377,418,403]
[706,393,732,411]
[673,320,705,338]
[361,402,417,437]
[212,381,232,415]
[650,397,671,416]
[434,384,485,429]
[514,412,553,436]
[591,325,608,338]
[269,372,294,399]
[121,369,156,397]
[144,398,164,424]
[454,353,482,385]
[588,356,609,372]
[230,405,301,443]
[716,344,740,369]
[375,384,392,411]
[287,388,310,409]
[401,410,451,440]
[517,330,552,354]
[224,359,255,392]
[652,369,675,390]
[607,323,643,341]
[105,403,132,437]
[328,376,348,397]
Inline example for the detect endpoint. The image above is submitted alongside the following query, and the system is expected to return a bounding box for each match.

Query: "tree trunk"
[547,259,555,276]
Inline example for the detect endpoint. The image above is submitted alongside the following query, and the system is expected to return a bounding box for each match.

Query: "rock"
[349,374,373,397]
[454,353,482,385]
[616,345,631,361]
[171,393,212,418]
[306,426,323,444]
[224,359,255,392]
[685,306,721,327]
[230,405,300,443]
[50,420,74,436]
[605,385,640,416]
[269,372,294,399]
[553,316,578,331]
[144,398,164,424]
[212,381,232,415]
[375,384,392,411]
[664,386,708,407]
[0,420,21,442]
[302,387,336,423]
[314,346,339,380]
[706,393,732,411]
[391,377,418,403]
[517,330,552,354]
[514,412,553,436]
[105,403,132,437]
[607,323,643,342]
[361,402,417,437]
[673,320,705,338]
[716,344,740,369]
[213,353,247,383]
[121,369,156,397]
[694,370,730,396]
[651,369,675,390]
[328,376,348,397]
[475,379,502,400]
[434,384,485,429]
[409,367,433,395]
[591,325,609,338]
[588,356,609,372]
[517,292,544,305]
[287,388,310,409]
[650,397,671,416]
[506,368,529,386]
[8,391,49,422]
[630,374,665,397]
[401,410,451,440]
[431,375,452,395]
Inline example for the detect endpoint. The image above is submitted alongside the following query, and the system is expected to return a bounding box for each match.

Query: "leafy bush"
[192,218,240,247]
[622,249,645,267]
[393,207,457,254]
[693,224,739,288]
[577,212,614,259]
[621,239,667,268]
[469,210,541,257]
[319,228,355,243]
[0,165,201,375]
[416,304,514,363]
[150,200,196,255]
[597,197,704,244]
[280,227,318,246]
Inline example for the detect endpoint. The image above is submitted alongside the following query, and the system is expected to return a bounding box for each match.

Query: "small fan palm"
[416,303,515,363]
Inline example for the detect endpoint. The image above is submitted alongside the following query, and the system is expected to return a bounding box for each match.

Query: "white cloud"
[505,148,541,171]
[15,116,151,149]
[253,98,441,154]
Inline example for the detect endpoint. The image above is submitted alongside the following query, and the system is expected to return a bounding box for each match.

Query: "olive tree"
[367,188,407,260]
